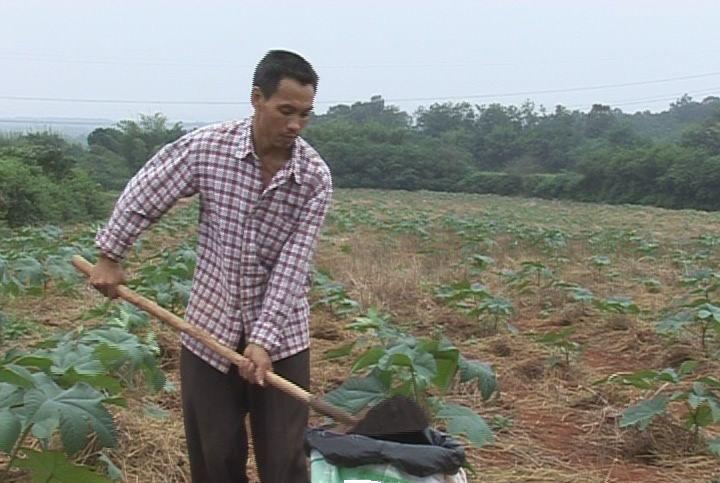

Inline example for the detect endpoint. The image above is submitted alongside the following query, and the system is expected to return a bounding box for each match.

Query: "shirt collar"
[236,117,305,185]
[236,118,256,160]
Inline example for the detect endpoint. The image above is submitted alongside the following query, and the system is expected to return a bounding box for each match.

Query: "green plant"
[311,270,361,316]
[468,254,495,276]
[641,277,662,293]
[323,309,498,448]
[130,245,196,311]
[682,269,720,304]
[657,304,720,352]
[499,269,531,295]
[82,301,152,334]
[489,415,513,433]
[552,280,595,308]
[656,269,720,352]
[636,239,660,259]
[518,261,554,289]
[588,255,611,278]
[504,261,555,305]
[569,286,595,304]
[0,314,46,343]
[592,295,640,315]
[533,327,582,367]
[540,229,569,255]
[436,281,517,334]
[479,297,516,333]
[0,224,97,297]
[0,321,166,481]
[598,361,720,456]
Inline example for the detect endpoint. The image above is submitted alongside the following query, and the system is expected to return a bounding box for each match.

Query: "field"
[1,189,720,482]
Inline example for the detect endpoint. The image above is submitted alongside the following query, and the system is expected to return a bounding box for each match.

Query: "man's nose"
[288,119,300,131]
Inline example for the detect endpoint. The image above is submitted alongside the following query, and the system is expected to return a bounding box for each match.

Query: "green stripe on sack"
[337,467,409,483]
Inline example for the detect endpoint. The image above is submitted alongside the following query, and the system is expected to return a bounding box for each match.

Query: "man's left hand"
[240,343,272,386]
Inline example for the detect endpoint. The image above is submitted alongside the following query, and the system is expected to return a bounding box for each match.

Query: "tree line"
[304,94,720,210]
[1,94,719,227]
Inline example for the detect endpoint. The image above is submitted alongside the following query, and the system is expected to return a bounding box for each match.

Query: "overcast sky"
[2,0,719,124]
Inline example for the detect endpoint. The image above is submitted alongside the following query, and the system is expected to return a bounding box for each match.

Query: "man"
[90,50,331,483]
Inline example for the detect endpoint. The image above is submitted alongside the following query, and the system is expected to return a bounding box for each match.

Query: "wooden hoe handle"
[72,255,358,427]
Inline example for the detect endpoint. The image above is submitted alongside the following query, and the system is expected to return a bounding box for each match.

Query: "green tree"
[585,104,616,138]
[681,112,720,155]
[415,102,475,136]
[87,113,186,172]
[524,105,583,172]
[472,104,525,169]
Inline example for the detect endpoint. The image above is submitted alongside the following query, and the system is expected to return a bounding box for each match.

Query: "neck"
[251,120,291,176]
[251,118,286,158]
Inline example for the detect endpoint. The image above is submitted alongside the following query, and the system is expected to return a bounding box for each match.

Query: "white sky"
[1,0,719,124]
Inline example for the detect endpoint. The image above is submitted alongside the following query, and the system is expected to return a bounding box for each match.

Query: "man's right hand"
[89,254,127,299]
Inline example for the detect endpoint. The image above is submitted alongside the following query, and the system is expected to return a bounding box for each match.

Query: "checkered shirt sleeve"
[248,181,332,352]
[95,135,197,260]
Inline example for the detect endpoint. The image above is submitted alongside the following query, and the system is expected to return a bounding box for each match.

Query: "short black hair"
[252,50,318,99]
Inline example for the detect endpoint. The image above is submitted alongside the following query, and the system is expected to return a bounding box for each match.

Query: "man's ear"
[251,86,265,109]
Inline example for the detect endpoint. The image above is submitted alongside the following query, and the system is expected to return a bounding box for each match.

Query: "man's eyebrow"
[277,103,314,112]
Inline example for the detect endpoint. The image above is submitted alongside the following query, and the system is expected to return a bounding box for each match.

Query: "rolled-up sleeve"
[96,135,197,261]
[248,180,332,352]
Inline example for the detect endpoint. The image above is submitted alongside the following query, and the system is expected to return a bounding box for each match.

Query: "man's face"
[252,78,315,150]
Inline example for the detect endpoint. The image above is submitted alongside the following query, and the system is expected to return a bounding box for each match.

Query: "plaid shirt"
[96,118,332,372]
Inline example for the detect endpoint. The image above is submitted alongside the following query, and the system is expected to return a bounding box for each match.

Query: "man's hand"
[238,343,272,386]
[89,254,127,299]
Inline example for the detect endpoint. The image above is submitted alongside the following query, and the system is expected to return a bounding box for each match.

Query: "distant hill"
[0,117,115,143]
[0,117,215,143]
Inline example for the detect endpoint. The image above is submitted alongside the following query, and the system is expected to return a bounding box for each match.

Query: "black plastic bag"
[305,428,466,477]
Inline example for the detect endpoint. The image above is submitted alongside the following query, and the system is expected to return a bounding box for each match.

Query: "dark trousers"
[180,345,310,483]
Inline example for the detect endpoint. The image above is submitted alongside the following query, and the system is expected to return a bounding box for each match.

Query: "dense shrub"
[458,172,523,196]
[0,142,108,227]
